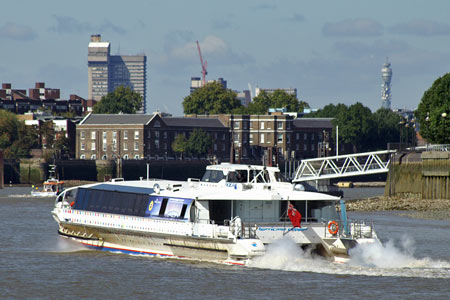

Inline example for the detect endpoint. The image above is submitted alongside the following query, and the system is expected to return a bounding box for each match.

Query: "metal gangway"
[292,150,396,182]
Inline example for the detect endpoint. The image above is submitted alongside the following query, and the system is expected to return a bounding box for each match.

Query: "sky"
[2,0,450,116]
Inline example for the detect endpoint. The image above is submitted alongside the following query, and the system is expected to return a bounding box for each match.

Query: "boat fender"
[70,201,75,207]
[328,220,339,235]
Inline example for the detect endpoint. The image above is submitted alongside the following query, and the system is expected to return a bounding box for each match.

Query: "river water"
[1,187,449,299]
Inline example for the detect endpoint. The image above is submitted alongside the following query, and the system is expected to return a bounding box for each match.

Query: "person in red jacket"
[287,203,302,228]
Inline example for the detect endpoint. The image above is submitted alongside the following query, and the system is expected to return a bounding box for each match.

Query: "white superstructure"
[51,163,378,265]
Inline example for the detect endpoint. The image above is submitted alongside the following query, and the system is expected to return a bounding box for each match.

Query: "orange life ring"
[328,221,339,235]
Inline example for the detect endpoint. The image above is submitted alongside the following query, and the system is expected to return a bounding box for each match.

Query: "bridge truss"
[292,150,396,182]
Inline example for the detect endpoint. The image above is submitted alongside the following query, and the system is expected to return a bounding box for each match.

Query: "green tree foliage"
[246,90,309,114]
[0,110,37,158]
[54,131,71,159]
[93,86,143,114]
[171,134,189,158]
[183,82,242,115]
[40,121,55,149]
[310,103,399,152]
[416,73,450,144]
[187,129,213,157]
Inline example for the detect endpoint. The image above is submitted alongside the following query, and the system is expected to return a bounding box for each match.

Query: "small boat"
[31,178,64,197]
[31,165,64,197]
[51,163,378,265]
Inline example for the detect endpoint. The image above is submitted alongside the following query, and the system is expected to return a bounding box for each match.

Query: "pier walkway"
[292,150,396,182]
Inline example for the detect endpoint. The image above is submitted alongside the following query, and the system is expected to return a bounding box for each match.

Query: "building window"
[102,155,107,160]
[81,142,85,151]
[214,143,217,151]
[296,133,300,140]
[91,142,96,150]
[103,141,107,151]
[113,131,117,139]
[124,131,128,139]
[134,142,139,151]
[311,144,315,151]
[103,131,107,139]
[222,144,225,151]
[164,143,167,150]
[304,144,307,151]
[250,122,253,129]
[287,122,291,129]
[278,122,283,129]
[287,134,291,144]
[80,154,85,159]
[296,144,299,150]
[311,133,315,140]
[135,131,139,139]
[91,154,96,160]
[154,121,161,127]
[304,133,308,140]
[234,133,239,142]
[277,133,283,143]
[91,131,96,140]
[222,133,226,140]
[155,140,159,149]
[319,133,323,141]
[214,132,218,139]
[260,122,265,130]
[243,122,248,129]
[124,143,128,151]
[134,155,140,159]
[123,154,129,160]
[250,134,253,143]
[80,131,85,139]
[260,133,265,143]
[163,131,167,139]
[234,121,240,129]
[155,131,159,138]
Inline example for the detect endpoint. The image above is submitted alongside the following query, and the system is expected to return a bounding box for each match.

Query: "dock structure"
[0,150,3,189]
[292,150,396,182]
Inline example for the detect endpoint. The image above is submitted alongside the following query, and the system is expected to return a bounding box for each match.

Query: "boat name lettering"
[225,183,237,189]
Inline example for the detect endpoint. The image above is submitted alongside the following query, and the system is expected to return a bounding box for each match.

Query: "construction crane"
[196,41,208,86]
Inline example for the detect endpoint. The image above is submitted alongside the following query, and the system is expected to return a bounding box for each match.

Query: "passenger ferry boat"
[51,163,378,265]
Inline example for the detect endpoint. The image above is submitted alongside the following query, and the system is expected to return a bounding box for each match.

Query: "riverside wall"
[4,159,211,184]
[385,151,450,199]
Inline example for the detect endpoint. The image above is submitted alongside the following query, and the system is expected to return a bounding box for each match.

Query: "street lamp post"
[425,112,430,149]
[442,112,447,144]
[399,119,405,151]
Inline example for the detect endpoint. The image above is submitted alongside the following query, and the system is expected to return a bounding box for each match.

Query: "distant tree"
[54,131,71,159]
[0,109,36,158]
[309,103,377,152]
[372,108,402,149]
[246,90,309,114]
[183,82,242,115]
[171,134,189,159]
[93,86,143,114]
[416,73,450,144]
[187,129,213,157]
[40,121,55,149]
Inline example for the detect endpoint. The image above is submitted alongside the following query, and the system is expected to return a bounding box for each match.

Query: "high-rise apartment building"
[88,35,147,113]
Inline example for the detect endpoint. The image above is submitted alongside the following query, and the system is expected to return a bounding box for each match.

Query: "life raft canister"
[328,220,339,235]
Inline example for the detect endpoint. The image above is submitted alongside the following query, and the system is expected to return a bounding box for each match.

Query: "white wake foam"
[249,236,450,278]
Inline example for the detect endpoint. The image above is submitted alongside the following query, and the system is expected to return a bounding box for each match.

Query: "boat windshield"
[201,170,225,183]
[274,172,289,182]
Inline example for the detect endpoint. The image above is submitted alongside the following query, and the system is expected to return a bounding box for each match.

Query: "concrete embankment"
[346,196,450,220]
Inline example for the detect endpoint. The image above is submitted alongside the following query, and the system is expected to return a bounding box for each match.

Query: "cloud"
[49,15,126,35]
[286,13,305,23]
[322,18,383,37]
[390,19,450,36]
[156,34,254,72]
[0,22,37,41]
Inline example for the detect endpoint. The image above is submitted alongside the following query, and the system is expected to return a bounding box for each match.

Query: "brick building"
[76,113,333,163]
[76,113,230,160]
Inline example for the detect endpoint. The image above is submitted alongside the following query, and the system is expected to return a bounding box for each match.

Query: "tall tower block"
[381,58,392,109]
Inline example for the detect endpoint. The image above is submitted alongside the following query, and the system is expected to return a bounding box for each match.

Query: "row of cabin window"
[73,188,150,217]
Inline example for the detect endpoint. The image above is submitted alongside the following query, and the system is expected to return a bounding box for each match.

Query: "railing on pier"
[292,150,396,182]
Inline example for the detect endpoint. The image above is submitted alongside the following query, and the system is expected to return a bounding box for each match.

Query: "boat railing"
[322,219,374,239]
